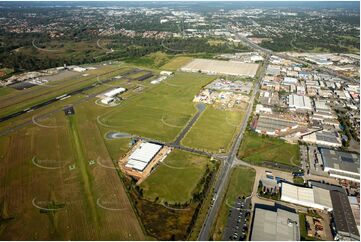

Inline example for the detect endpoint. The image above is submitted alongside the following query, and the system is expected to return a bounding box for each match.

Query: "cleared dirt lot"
[180,58,259,77]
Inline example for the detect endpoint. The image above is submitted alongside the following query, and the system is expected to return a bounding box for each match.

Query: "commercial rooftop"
[103,87,126,98]
[255,115,298,136]
[251,205,300,241]
[330,191,360,241]
[281,182,333,211]
[302,130,342,148]
[126,142,162,171]
[288,94,312,111]
[320,148,360,182]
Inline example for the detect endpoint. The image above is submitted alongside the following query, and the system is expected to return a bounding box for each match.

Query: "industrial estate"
[0,1,359,241]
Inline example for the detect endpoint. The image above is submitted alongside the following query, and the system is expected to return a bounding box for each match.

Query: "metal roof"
[320,148,360,175]
[330,191,360,240]
[128,142,162,164]
[251,207,300,241]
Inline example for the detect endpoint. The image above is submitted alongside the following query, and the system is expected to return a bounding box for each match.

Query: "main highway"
[198,55,269,240]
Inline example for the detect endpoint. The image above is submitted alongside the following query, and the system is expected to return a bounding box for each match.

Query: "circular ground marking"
[32,198,65,211]
[32,115,60,129]
[96,157,118,170]
[160,115,184,128]
[32,157,67,170]
[160,160,191,170]
[105,131,132,140]
[96,194,127,211]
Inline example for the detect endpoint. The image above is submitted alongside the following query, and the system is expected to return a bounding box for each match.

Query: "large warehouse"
[288,94,312,112]
[255,115,299,136]
[319,148,360,182]
[250,205,300,241]
[281,182,333,211]
[180,58,259,77]
[125,142,163,171]
[302,130,342,147]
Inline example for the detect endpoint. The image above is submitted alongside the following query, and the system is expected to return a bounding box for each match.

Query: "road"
[230,27,356,83]
[197,55,269,240]
[173,102,206,146]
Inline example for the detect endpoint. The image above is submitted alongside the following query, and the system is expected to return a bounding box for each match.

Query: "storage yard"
[181,58,259,77]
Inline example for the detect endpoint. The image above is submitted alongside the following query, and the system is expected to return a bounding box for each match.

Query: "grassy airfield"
[0,56,252,240]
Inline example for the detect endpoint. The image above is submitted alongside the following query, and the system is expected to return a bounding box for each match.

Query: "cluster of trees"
[257,181,280,200]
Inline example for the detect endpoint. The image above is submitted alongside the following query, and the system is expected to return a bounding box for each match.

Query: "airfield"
[0,55,255,240]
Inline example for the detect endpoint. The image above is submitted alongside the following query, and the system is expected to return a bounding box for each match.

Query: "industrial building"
[319,148,360,182]
[125,142,162,171]
[100,97,115,105]
[250,204,300,241]
[302,130,342,147]
[102,87,126,98]
[255,115,299,136]
[288,94,313,112]
[97,87,126,105]
[330,191,360,241]
[281,182,333,211]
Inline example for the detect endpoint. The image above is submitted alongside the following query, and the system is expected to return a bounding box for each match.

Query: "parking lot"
[223,197,251,241]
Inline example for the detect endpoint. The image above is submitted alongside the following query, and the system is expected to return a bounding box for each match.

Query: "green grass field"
[140,149,211,204]
[0,86,17,96]
[125,51,171,68]
[238,131,300,166]
[182,107,245,153]
[213,166,256,240]
[160,56,193,71]
[98,72,215,142]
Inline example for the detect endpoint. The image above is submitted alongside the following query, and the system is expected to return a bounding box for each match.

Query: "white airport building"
[103,87,126,98]
[125,142,162,171]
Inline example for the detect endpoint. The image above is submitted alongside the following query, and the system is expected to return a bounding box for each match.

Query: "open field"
[181,58,259,77]
[98,72,215,142]
[140,149,211,204]
[123,154,218,240]
[160,56,193,71]
[182,107,245,153]
[238,131,300,166]
[125,51,171,68]
[212,166,256,240]
[0,86,17,96]
[0,96,144,240]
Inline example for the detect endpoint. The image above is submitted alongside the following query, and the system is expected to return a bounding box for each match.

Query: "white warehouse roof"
[126,142,162,171]
[288,94,312,111]
[104,87,126,98]
[281,182,333,211]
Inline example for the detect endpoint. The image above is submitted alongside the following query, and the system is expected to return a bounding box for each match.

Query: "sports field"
[238,131,300,166]
[182,107,245,153]
[98,72,215,142]
[140,149,211,204]
[213,166,256,240]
